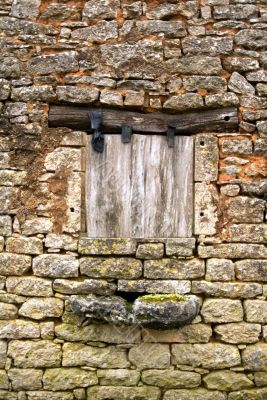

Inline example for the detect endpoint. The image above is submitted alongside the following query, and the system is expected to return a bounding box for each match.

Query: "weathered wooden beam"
[49,106,238,134]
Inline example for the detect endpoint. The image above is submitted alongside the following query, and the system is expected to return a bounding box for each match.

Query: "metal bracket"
[87,109,104,153]
[167,126,175,148]
[121,125,132,143]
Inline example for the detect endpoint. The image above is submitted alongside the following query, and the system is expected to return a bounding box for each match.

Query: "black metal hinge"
[88,109,104,153]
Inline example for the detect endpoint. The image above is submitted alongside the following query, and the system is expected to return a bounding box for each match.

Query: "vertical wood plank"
[174,136,194,237]
[130,135,145,238]
[86,135,131,237]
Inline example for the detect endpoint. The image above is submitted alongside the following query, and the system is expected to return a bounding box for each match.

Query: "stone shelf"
[70,293,200,330]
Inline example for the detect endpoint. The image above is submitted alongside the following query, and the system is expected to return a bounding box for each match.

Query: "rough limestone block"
[0,370,8,390]
[39,3,81,20]
[28,52,79,75]
[21,218,53,236]
[87,386,161,400]
[242,343,267,371]
[142,324,212,344]
[247,71,267,83]
[256,121,267,137]
[193,281,262,299]
[19,298,64,320]
[141,369,201,388]
[235,29,267,50]
[201,299,243,323]
[27,391,73,400]
[214,323,261,344]
[172,343,241,369]
[194,183,219,235]
[254,138,267,156]
[10,0,41,19]
[97,369,140,386]
[80,257,142,279]
[43,368,97,391]
[136,243,164,259]
[163,94,204,111]
[0,216,12,236]
[182,37,233,56]
[78,238,137,255]
[8,340,62,368]
[229,389,267,400]
[0,187,19,213]
[254,372,267,387]
[63,172,82,234]
[6,236,43,255]
[57,86,99,104]
[0,342,7,368]
[6,277,53,297]
[206,258,235,281]
[146,2,198,20]
[11,86,56,102]
[0,170,27,187]
[122,2,142,18]
[62,343,129,368]
[33,254,79,278]
[223,56,260,72]
[55,323,141,344]
[236,260,267,282]
[163,388,226,400]
[198,244,267,259]
[228,72,255,95]
[0,253,31,276]
[136,21,186,38]
[100,40,163,76]
[205,93,239,107]
[8,369,43,390]
[203,371,253,391]
[244,300,267,323]
[241,95,267,110]
[166,238,195,257]
[0,79,11,100]
[117,279,191,294]
[53,278,116,295]
[195,135,218,182]
[40,321,54,340]
[144,258,205,279]
[45,234,77,251]
[223,224,267,243]
[71,21,118,42]
[0,303,17,320]
[0,320,40,339]
[129,343,170,369]
[124,90,145,106]
[100,91,123,106]
[0,55,21,79]
[45,147,82,172]
[214,5,257,19]
[83,0,120,19]
[183,76,227,93]
[227,197,265,223]
[166,56,222,75]
[221,139,253,155]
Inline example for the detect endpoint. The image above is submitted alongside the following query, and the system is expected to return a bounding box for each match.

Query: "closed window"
[86,134,193,238]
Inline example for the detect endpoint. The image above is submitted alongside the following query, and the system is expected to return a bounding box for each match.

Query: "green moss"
[139,294,187,303]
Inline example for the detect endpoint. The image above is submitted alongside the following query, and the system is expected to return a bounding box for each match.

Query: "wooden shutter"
[86,134,193,238]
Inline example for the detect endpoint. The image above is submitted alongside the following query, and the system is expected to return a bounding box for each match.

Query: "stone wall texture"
[0,0,267,398]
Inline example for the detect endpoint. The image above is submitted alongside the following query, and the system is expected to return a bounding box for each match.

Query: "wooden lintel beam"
[49,106,238,135]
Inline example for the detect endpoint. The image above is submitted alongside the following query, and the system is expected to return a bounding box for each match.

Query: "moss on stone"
[140,294,187,303]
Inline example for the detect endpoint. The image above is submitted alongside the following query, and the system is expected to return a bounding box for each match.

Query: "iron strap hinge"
[87,109,104,153]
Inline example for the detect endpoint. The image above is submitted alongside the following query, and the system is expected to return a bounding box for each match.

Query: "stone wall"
[0,0,267,399]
